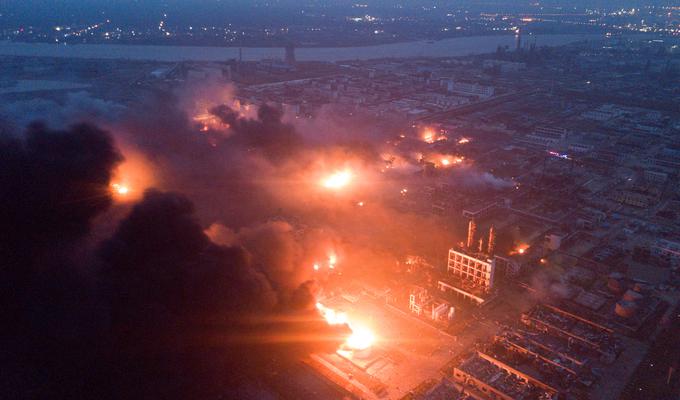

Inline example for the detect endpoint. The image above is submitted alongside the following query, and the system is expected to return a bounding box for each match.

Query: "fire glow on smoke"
[111,182,130,197]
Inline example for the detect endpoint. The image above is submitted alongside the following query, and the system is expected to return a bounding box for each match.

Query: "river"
[0,34,604,62]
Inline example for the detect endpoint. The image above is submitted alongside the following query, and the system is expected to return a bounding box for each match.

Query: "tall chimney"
[467,219,477,249]
[487,225,496,255]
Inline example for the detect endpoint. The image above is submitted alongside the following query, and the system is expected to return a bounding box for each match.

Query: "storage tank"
[623,289,644,302]
[615,300,637,318]
[607,278,623,294]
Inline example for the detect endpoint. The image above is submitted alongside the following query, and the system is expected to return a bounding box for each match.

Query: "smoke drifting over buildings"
[0,81,520,398]
[0,95,352,398]
[210,102,303,161]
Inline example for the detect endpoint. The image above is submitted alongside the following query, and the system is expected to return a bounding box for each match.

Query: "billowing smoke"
[447,167,514,190]
[529,269,573,302]
[98,190,347,398]
[0,91,126,130]
[0,121,122,259]
[0,122,121,398]
[0,82,484,397]
[0,116,346,398]
[211,103,302,161]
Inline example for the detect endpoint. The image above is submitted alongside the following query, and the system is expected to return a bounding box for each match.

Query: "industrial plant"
[1,1,679,399]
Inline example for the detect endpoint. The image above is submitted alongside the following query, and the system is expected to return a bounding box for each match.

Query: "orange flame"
[316,303,376,351]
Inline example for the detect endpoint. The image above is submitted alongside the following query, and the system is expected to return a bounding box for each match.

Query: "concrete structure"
[463,201,499,220]
[409,286,455,322]
[447,249,496,290]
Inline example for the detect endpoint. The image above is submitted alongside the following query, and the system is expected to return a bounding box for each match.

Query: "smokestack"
[467,219,477,249]
[487,225,496,255]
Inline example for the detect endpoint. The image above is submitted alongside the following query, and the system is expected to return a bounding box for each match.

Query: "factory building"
[447,249,496,290]
[438,249,497,306]
[453,352,559,400]
[521,304,619,363]
[437,219,500,305]
[522,126,568,148]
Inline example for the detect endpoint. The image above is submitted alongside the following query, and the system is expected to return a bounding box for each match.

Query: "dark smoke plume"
[211,103,302,160]
[0,119,346,399]
[98,190,348,398]
[0,121,122,253]
[0,122,121,398]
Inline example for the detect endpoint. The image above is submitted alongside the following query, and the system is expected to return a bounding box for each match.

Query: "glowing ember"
[322,170,352,189]
[441,158,451,166]
[328,254,337,269]
[458,137,470,144]
[313,263,320,271]
[357,201,365,207]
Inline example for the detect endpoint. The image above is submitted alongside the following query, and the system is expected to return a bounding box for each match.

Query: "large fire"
[111,182,130,197]
[321,170,352,190]
[109,144,155,202]
[345,326,376,351]
[420,127,447,144]
[316,303,376,351]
